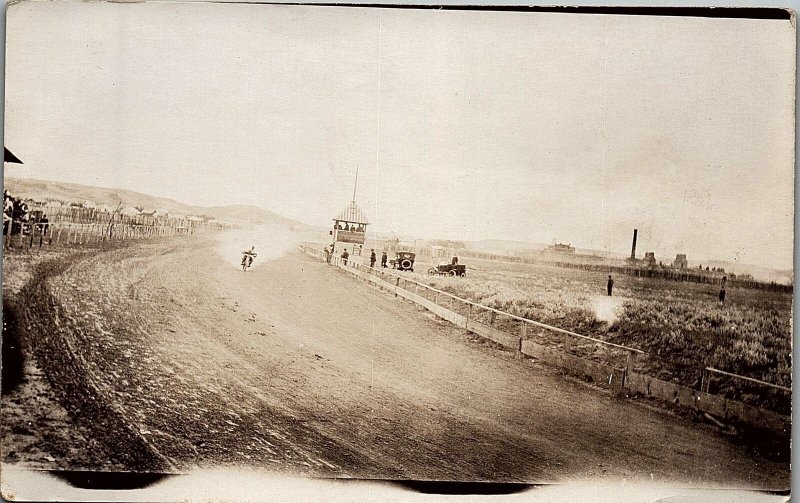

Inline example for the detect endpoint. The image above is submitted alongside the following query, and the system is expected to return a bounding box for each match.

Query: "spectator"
[3,191,11,216]
[381,251,388,268]
[341,248,349,266]
[719,286,726,304]
[607,275,614,296]
[370,249,376,268]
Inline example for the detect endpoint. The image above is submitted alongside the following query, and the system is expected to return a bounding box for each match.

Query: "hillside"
[4,177,306,227]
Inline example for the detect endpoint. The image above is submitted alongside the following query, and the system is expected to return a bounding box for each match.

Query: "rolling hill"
[4,177,307,228]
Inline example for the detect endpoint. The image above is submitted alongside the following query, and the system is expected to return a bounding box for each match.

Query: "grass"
[403,256,792,413]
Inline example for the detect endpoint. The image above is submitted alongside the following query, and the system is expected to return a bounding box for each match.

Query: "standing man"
[370,249,376,268]
[341,248,349,266]
[381,251,388,268]
[607,274,614,296]
[719,286,726,304]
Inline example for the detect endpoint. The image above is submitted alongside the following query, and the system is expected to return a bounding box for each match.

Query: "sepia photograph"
[0,2,794,501]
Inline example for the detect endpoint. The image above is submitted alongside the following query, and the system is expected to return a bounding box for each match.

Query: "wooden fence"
[300,244,790,433]
[26,203,224,229]
[3,216,234,250]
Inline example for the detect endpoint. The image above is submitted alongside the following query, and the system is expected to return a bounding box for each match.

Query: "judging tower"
[331,169,369,256]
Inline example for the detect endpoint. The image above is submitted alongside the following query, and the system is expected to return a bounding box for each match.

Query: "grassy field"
[403,256,792,413]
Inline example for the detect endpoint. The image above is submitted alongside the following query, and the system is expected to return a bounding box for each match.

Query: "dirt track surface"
[10,236,789,486]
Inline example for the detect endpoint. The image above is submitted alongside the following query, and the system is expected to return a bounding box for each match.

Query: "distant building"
[429,245,457,260]
[643,252,657,267]
[546,243,575,254]
[386,234,400,253]
[673,254,688,269]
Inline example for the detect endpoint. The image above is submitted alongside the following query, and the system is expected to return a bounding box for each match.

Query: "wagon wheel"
[428,267,437,275]
[460,272,466,278]
[449,270,458,276]
[401,259,413,270]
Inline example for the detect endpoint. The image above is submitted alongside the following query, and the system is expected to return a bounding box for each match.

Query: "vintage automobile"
[428,262,467,277]
[390,251,416,272]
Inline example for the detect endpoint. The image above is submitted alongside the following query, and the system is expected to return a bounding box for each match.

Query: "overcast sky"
[4,3,795,269]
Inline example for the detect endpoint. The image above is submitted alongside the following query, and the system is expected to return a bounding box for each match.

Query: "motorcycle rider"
[242,246,256,270]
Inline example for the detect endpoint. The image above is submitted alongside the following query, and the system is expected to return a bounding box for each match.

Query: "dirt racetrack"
[9,235,789,487]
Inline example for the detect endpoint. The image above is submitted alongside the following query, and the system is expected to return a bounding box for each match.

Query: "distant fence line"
[24,203,226,229]
[449,249,792,294]
[3,216,235,250]
[299,244,790,433]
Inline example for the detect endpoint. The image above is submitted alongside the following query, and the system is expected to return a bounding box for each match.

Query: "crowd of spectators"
[3,190,48,236]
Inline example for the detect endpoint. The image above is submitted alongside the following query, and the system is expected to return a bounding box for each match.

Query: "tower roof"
[334,201,369,224]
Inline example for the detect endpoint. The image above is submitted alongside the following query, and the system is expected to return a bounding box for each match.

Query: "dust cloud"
[214,223,303,270]
[589,295,626,325]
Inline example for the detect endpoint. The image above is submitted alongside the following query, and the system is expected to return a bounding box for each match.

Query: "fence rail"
[701,367,791,394]
[300,244,790,432]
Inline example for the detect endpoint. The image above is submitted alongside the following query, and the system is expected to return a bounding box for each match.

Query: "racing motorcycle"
[241,247,257,271]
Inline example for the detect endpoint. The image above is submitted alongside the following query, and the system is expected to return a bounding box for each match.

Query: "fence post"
[489,310,496,326]
[700,368,711,394]
[517,321,526,359]
[623,350,637,392]
[395,277,399,297]
[466,303,472,334]
[564,333,572,353]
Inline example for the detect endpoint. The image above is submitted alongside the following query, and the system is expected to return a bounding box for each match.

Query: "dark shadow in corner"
[50,470,171,490]
[2,300,24,396]
[394,480,535,495]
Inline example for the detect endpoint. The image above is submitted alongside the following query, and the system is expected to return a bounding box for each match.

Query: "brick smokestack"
[630,229,638,259]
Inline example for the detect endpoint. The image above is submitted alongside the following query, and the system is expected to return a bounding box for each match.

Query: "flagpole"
[352,166,358,203]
